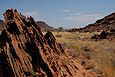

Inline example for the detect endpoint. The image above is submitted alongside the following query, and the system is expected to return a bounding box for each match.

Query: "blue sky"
[0,0,115,28]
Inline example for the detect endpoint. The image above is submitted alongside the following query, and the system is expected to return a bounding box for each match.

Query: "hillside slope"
[67,13,115,32]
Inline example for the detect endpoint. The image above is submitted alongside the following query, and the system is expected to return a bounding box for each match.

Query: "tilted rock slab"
[0,9,97,77]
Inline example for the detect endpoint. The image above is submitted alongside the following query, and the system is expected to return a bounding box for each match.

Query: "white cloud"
[23,11,40,20]
[23,11,38,17]
[63,9,71,13]
[64,12,105,27]
[23,11,48,23]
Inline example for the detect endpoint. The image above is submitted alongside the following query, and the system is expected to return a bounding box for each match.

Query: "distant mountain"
[36,21,55,31]
[67,13,115,32]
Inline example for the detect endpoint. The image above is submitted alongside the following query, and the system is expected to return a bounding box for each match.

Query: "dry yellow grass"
[53,32,115,77]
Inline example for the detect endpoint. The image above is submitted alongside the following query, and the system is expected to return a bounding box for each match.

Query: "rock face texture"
[0,9,97,77]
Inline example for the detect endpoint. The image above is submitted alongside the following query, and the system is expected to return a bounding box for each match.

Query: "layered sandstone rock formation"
[0,9,98,77]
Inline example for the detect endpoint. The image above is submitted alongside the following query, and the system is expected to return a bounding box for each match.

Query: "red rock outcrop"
[0,9,98,77]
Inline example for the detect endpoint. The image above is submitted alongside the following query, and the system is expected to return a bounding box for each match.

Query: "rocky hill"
[0,9,100,77]
[67,13,115,32]
[36,21,55,31]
